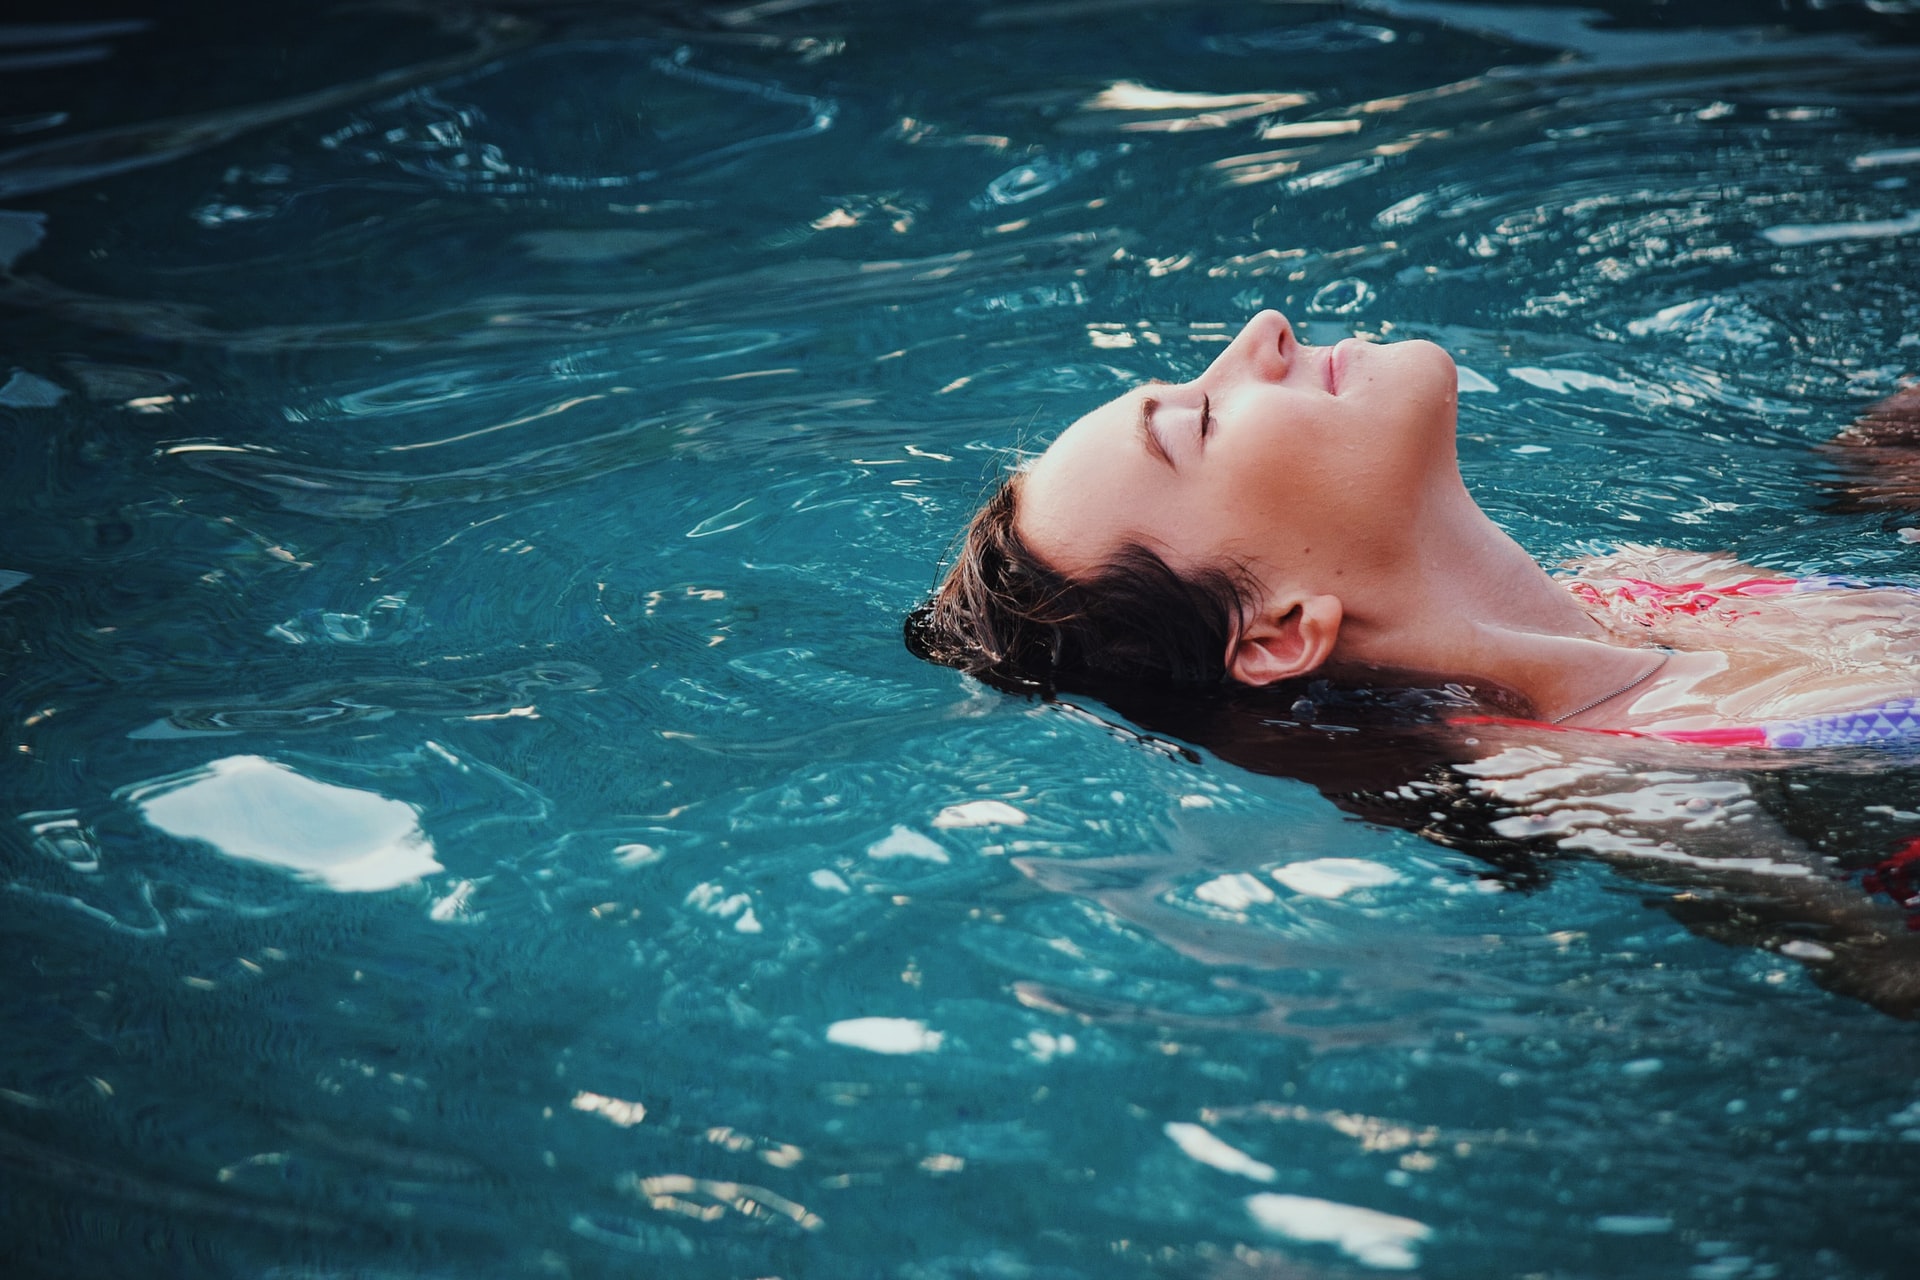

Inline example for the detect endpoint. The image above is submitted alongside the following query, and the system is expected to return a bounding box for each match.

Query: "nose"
[1206,309,1294,384]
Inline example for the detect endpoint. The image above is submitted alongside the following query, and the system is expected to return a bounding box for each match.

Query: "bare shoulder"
[1558,542,1781,586]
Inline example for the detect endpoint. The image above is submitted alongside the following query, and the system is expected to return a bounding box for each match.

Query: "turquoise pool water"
[4,2,1920,1275]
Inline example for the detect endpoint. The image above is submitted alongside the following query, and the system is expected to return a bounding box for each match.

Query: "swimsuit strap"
[1548,648,1670,724]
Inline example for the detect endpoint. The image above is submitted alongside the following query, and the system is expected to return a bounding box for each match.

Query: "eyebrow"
[1137,394,1176,471]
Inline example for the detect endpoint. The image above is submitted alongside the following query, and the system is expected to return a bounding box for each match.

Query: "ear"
[1227,594,1343,687]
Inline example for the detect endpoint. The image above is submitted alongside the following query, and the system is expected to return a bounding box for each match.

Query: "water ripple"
[6,5,1920,1278]
[317,43,836,196]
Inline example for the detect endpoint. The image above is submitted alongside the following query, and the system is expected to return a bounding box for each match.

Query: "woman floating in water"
[909,309,1920,750]
[907,310,1920,1016]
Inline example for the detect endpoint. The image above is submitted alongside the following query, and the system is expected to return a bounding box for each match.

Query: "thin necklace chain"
[1549,648,1672,725]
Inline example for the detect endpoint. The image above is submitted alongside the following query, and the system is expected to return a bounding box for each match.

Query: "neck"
[1330,476,1653,720]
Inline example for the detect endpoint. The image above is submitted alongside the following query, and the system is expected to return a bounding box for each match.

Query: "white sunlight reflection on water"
[130,755,440,891]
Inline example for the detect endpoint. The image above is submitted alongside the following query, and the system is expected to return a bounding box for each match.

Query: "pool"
[3,1,1919,1275]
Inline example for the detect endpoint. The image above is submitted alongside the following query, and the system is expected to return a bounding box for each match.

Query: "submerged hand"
[1817,380,1920,513]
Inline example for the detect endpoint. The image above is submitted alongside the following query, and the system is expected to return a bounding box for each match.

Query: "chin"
[1394,338,1458,398]
[1394,335,1453,367]
[1374,339,1460,450]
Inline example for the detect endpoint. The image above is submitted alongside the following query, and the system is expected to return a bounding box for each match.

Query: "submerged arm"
[1455,738,1920,1016]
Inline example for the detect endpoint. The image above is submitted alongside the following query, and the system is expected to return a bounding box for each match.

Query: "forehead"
[1014,389,1148,576]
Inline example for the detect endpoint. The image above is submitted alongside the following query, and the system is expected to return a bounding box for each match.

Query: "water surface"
[4,2,1920,1277]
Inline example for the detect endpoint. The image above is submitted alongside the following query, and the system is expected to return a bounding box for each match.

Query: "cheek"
[1226,434,1397,559]
[1159,486,1301,573]
[1125,484,1240,573]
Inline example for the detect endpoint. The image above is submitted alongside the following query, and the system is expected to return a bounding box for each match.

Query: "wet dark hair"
[904,471,1535,727]
[903,473,1258,694]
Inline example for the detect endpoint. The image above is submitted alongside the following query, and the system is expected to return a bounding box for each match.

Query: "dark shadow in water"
[1051,674,1920,1020]
[0,8,532,202]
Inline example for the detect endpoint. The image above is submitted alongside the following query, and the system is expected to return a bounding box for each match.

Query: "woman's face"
[1014,310,1461,591]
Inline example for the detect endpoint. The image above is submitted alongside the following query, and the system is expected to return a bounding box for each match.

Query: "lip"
[1325,341,1343,395]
